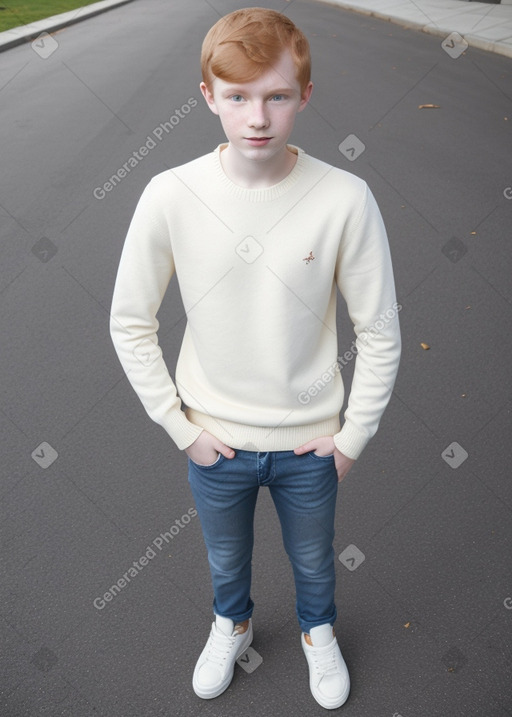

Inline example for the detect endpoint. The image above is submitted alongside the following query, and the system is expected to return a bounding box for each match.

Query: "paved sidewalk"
[0,0,133,53]
[2,0,512,58]
[317,0,512,58]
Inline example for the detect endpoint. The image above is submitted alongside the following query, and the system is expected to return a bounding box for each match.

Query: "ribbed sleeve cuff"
[333,422,370,460]
[156,410,204,450]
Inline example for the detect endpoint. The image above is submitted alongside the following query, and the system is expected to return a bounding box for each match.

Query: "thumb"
[216,442,235,459]
[294,440,316,455]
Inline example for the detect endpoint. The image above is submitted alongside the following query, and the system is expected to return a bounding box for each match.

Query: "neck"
[220,144,297,189]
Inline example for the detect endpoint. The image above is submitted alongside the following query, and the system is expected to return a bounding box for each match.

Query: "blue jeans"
[188,449,338,634]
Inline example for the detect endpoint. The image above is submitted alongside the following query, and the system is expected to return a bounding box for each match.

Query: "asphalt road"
[1,1,511,716]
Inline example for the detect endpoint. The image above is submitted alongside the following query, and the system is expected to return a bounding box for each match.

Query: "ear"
[297,81,313,113]
[200,81,220,116]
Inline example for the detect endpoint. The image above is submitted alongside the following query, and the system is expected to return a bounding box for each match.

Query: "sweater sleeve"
[109,180,203,450]
[333,184,401,460]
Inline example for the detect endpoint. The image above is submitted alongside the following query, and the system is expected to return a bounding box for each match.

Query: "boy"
[110,7,401,710]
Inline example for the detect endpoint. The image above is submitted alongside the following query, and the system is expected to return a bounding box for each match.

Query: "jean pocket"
[189,452,224,469]
[308,451,335,461]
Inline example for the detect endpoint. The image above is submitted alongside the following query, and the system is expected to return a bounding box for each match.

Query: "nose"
[248,101,269,129]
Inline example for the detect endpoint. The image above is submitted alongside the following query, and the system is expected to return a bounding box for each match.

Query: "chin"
[239,143,284,158]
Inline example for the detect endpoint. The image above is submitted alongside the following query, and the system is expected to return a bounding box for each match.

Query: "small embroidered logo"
[303,251,315,265]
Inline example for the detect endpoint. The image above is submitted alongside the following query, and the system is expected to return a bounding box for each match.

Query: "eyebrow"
[221,87,296,96]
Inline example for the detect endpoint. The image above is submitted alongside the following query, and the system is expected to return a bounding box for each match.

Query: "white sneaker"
[193,616,253,699]
[302,624,350,709]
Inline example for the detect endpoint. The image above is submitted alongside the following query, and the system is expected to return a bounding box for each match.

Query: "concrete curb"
[0,0,134,53]
[314,0,512,59]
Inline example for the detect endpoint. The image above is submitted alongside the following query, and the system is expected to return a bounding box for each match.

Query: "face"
[200,48,313,165]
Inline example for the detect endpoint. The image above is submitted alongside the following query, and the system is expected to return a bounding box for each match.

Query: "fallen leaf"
[404,622,410,628]
[420,342,430,350]
[418,104,441,109]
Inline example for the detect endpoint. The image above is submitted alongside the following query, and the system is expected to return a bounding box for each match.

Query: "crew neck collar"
[212,143,306,202]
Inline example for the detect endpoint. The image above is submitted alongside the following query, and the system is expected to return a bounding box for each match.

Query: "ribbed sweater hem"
[185,409,341,452]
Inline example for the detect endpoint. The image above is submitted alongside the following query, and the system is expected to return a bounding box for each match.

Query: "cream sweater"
[110,145,401,460]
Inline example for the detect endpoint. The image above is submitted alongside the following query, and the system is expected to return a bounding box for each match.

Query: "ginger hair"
[201,7,311,93]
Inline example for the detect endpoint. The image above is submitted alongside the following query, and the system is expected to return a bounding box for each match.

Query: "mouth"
[245,137,272,146]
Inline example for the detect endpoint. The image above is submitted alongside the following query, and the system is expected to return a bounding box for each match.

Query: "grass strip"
[0,1,101,32]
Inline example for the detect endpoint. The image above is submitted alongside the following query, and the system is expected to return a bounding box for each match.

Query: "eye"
[230,94,244,102]
[270,94,286,101]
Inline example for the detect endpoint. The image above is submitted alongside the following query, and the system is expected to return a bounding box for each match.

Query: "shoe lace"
[206,627,235,666]
[313,646,338,676]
